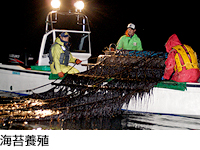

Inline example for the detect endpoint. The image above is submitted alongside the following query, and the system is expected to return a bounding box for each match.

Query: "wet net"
[0,50,166,123]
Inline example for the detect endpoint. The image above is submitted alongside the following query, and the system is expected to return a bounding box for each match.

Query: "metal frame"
[45,11,90,33]
[38,10,92,66]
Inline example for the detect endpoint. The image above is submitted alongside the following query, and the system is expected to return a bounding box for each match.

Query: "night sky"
[6,0,200,62]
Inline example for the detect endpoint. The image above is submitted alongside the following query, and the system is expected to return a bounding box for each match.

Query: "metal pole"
[83,17,85,31]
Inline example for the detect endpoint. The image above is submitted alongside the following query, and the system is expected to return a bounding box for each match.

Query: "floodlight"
[74,1,84,11]
[51,0,61,9]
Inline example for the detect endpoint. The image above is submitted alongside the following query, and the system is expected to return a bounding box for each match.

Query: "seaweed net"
[0,50,166,124]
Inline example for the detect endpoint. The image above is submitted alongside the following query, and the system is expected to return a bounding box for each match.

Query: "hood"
[55,37,64,46]
[55,37,71,50]
[125,29,130,37]
[165,34,182,53]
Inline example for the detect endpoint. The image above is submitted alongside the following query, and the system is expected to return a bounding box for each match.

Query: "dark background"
[3,0,199,63]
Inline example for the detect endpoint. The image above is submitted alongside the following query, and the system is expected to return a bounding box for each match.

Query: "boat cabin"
[38,11,91,72]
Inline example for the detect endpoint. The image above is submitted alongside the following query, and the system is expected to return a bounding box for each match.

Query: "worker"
[162,34,200,82]
[49,32,82,78]
[116,23,143,51]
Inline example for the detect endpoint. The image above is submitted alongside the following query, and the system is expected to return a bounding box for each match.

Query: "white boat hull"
[1,63,200,116]
[0,64,55,95]
[122,83,200,116]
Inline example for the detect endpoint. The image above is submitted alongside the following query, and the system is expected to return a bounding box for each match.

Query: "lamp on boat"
[74,1,84,12]
[51,0,61,9]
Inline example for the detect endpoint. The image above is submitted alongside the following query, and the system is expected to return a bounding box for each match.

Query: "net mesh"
[0,50,166,123]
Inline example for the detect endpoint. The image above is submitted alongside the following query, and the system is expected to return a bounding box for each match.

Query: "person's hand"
[58,72,65,78]
[75,59,82,64]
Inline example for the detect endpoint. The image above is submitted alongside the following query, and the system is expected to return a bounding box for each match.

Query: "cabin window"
[55,32,89,53]
[44,33,53,54]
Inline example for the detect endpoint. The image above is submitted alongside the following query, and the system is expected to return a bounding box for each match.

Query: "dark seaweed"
[0,51,165,123]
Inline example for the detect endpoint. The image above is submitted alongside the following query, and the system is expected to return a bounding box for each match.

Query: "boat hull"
[0,64,55,95]
[122,83,200,116]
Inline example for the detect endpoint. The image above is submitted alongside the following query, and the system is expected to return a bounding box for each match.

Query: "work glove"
[75,59,82,65]
[58,72,65,78]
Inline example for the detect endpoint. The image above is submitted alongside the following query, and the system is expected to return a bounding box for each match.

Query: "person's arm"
[69,52,82,64]
[163,50,176,80]
[116,36,123,50]
[69,52,77,63]
[52,45,62,74]
[136,38,143,51]
[68,52,82,64]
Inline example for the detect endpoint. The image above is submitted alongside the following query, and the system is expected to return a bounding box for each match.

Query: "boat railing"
[45,11,90,33]
[38,10,92,66]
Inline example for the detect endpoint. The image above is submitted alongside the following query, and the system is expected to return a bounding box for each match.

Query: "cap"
[60,32,70,37]
[127,23,136,30]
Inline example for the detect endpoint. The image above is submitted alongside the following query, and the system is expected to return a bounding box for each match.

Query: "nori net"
[0,50,167,123]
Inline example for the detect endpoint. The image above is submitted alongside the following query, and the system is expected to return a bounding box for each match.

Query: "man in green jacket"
[117,23,143,51]
[49,32,82,78]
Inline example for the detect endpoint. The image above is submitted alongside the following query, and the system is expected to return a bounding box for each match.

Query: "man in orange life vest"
[162,34,200,83]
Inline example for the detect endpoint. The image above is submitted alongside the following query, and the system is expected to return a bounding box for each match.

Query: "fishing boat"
[0,1,91,96]
[0,0,200,119]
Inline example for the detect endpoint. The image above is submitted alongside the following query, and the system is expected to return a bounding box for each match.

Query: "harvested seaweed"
[0,50,166,123]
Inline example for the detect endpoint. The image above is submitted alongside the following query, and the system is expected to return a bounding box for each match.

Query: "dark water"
[1,112,200,130]
[121,112,200,130]
[0,92,200,130]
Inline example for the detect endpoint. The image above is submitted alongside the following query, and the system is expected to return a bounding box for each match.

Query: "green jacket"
[50,37,77,74]
[117,34,143,51]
